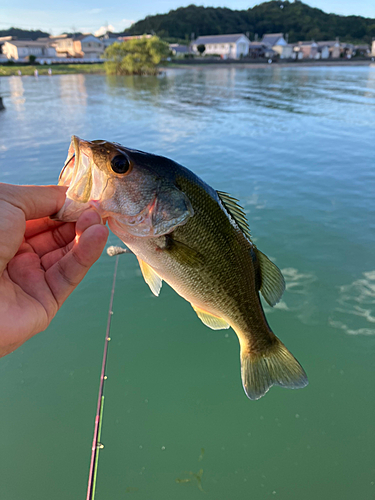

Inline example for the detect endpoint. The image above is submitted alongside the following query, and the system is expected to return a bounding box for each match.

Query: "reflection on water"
[9,76,25,114]
[58,73,87,109]
[0,66,374,500]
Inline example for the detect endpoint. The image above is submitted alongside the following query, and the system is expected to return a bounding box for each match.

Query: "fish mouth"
[52,135,108,222]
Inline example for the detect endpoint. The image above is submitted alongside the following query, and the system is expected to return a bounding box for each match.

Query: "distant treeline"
[1,1,374,46]
[127,1,375,44]
[0,27,50,40]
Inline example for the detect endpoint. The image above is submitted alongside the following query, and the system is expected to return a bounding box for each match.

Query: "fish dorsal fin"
[192,304,230,330]
[255,249,285,306]
[217,191,252,241]
[137,258,163,297]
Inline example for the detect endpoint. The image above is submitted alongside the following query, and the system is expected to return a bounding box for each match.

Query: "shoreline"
[0,59,373,78]
[166,59,374,70]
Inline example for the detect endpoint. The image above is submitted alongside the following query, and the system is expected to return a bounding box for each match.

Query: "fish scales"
[54,136,308,400]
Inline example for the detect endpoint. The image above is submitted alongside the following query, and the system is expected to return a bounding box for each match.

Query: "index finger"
[25,217,66,238]
[0,183,67,221]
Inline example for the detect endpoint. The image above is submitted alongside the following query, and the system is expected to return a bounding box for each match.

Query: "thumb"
[0,184,67,275]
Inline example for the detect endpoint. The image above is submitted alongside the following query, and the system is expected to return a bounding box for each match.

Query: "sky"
[1,0,374,35]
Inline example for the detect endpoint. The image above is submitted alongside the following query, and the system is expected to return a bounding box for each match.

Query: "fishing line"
[86,254,119,500]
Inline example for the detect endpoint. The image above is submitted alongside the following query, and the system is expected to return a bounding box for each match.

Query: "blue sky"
[1,1,374,35]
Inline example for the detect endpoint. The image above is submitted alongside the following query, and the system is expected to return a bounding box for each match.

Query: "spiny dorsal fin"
[255,249,285,306]
[217,190,252,242]
[137,258,163,297]
[192,304,230,330]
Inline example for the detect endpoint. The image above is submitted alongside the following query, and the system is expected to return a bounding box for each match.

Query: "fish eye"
[111,155,130,174]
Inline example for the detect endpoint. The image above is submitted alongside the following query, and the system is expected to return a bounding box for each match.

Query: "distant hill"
[0,27,50,40]
[127,1,375,44]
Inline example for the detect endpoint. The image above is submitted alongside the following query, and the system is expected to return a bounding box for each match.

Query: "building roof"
[316,40,340,47]
[192,34,248,45]
[5,40,52,47]
[261,33,284,46]
[170,44,190,53]
[298,41,317,46]
[73,33,96,41]
[248,42,266,49]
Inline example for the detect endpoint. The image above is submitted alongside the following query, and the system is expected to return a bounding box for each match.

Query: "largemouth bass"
[54,136,308,400]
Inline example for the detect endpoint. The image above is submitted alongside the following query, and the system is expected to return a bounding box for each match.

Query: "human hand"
[0,183,109,357]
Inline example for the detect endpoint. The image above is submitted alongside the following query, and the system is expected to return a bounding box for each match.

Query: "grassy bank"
[0,63,105,77]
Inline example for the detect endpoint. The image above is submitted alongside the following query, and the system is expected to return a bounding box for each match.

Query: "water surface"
[0,66,374,499]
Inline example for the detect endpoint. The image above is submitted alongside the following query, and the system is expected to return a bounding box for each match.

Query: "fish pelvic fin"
[240,337,308,400]
[192,304,230,330]
[137,258,163,297]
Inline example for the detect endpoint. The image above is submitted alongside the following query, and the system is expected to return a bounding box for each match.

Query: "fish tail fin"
[240,336,308,400]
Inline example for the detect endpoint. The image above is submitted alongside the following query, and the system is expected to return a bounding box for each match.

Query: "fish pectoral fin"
[137,258,163,297]
[255,249,285,306]
[166,237,204,267]
[192,305,230,330]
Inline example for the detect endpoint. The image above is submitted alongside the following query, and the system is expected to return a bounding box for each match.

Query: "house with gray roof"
[316,40,341,58]
[261,33,287,48]
[191,34,250,59]
[260,33,292,58]
[2,39,57,61]
[169,44,191,57]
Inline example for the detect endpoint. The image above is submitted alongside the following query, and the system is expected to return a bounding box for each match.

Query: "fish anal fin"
[217,190,252,242]
[137,258,162,297]
[255,249,285,306]
[192,304,230,330]
[240,336,308,400]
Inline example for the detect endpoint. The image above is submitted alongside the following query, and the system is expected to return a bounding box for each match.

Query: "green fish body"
[55,137,308,400]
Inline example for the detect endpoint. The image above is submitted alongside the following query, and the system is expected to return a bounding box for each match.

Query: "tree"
[126,2,375,45]
[197,44,206,55]
[104,36,170,75]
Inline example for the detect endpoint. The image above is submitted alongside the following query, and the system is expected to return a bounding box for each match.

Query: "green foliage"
[28,55,37,63]
[127,1,375,44]
[0,64,105,77]
[104,36,170,75]
[197,44,205,55]
[0,27,50,40]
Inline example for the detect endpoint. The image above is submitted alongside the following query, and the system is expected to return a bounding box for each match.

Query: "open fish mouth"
[52,136,109,221]
[59,135,93,203]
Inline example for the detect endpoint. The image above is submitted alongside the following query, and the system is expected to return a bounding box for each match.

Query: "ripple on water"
[329,270,375,335]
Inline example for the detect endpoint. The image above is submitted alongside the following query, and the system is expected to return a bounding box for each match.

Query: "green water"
[0,66,374,499]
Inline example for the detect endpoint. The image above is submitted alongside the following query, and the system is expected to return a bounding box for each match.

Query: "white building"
[191,34,250,59]
[75,34,105,59]
[2,39,57,61]
[316,42,330,59]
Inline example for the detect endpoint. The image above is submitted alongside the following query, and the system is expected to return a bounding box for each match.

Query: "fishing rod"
[86,246,130,500]
[86,254,119,500]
